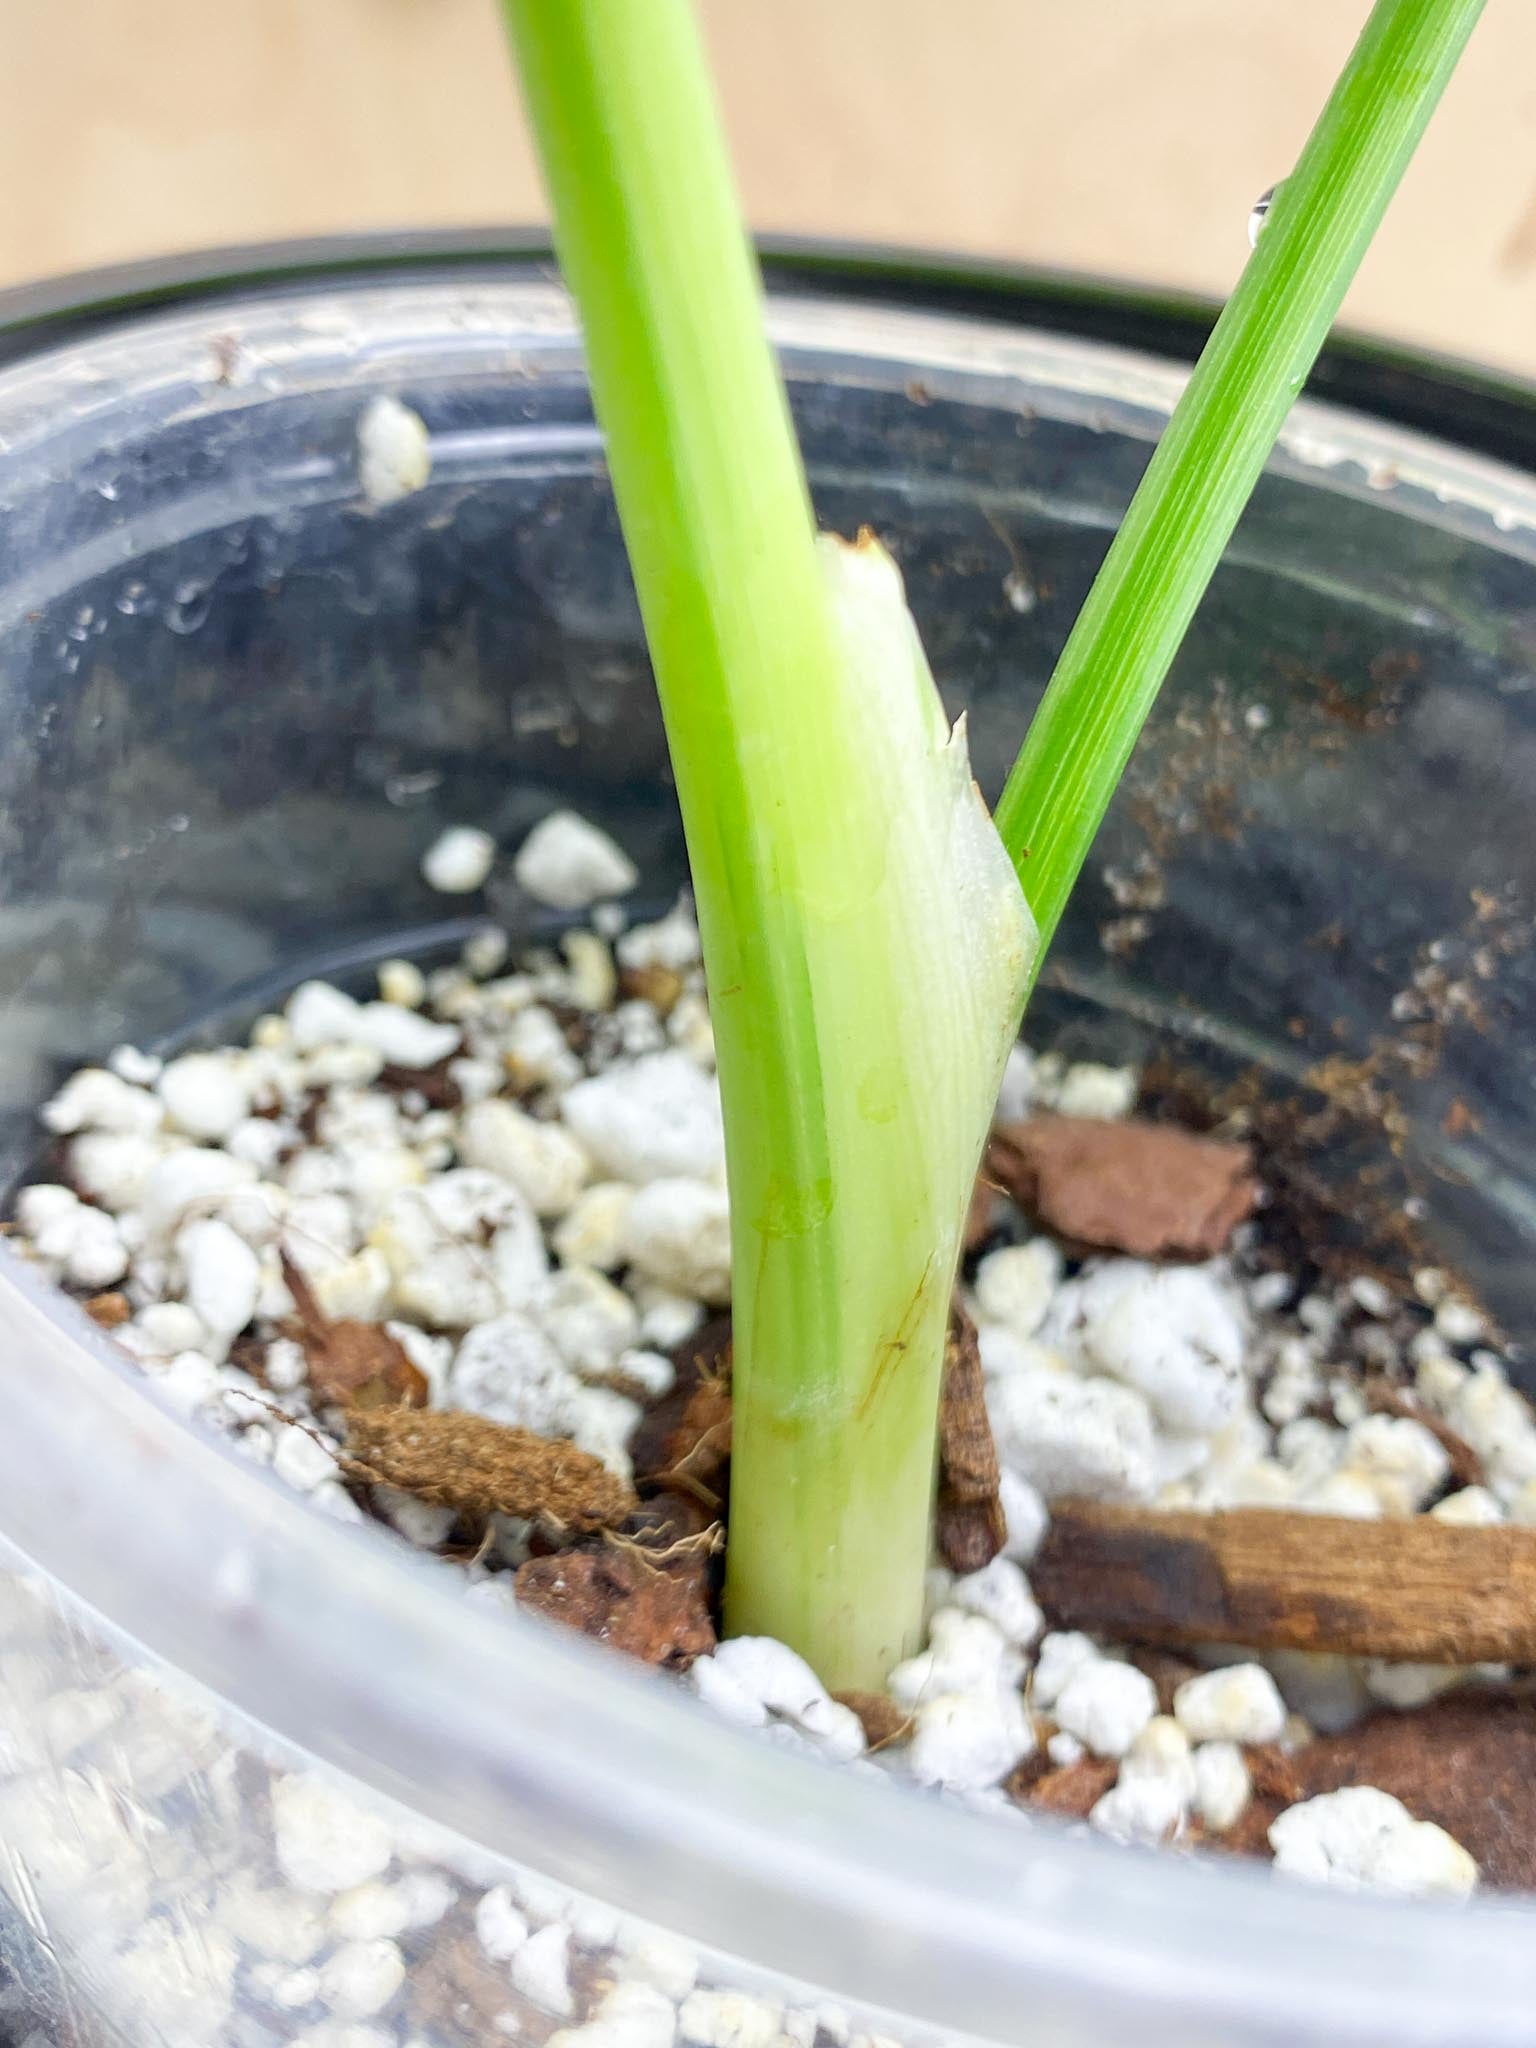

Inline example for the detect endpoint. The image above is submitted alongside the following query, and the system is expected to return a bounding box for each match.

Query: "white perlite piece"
[1360,1660,1467,1711]
[987,1366,1157,1504]
[1053,1659,1158,1758]
[539,1264,640,1378]
[888,1609,1026,1707]
[1075,1260,1246,1435]
[1343,1412,1451,1515]
[271,1775,393,1894]
[562,1051,725,1185]
[42,1066,163,1136]
[179,1217,261,1344]
[615,901,700,973]
[157,1052,251,1142]
[15,1184,129,1289]
[514,811,639,910]
[551,1979,677,2048]
[1173,1664,1286,1745]
[1192,1741,1251,1833]
[906,1688,1033,1792]
[946,1558,1043,1648]
[1051,1061,1137,1120]
[449,1311,580,1434]
[461,1098,590,1218]
[139,1147,257,1241]
[377,958,426,1009]
[511,1922,575,2016]
[330,1873,452,1940]
[1269,1787,1478,1899]
[1121,1715,1196,1802]
[290,2024,393,2048]
[1090,1771,1186,1846]
[286,980,460,1067]
[615,1931,698,2002]
[317,1938,405,2020]
[679,1990,783,2048]
[690,1638,864,1762]
[475,1885,531,1962]
[357,394,431,507]
[551,1181,634,1271]
[622,1178,731,1304]
[1030,1631,1101,1712]
[109,1042,163,1086]
[998,1469,1048,1562]
[973,1239,1062,1341]
[420,825,496,895]
[1431,1484,1504,1526]
[370,1171,547,1328]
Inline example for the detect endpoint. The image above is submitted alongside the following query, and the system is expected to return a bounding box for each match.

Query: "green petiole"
[996,0,1485,959]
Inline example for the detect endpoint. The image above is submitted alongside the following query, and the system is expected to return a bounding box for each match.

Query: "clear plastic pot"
[0,253,1534,2048]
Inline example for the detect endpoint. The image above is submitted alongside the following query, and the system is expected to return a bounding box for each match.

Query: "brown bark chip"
[833,1691,914,1751]
[622,1490,719,1546]
[1245,1742,1306,1809]
[935,1497,1008,1574]
[514,1544,716,1669]
[281,1251,428,1410]
[936,1305,1006,1572]
[618,963,684,1016]
[376,1055,463,1110]
[83,1290,132,1328]
[963,1172,1001,1253]
[988,1115,1260,1260]
[1008,1754,1119,1820]
[630,1316,733,1499]
[1033,1500,1536,1665]
[1128,1647,1204,1716]
[1297,1694,1536,1892]
[345,1409,637,1533]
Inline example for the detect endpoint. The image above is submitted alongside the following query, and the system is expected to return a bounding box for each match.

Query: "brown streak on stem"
[856,1253,935,1422]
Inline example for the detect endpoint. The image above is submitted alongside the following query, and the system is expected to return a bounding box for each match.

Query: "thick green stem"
[994,0,1485,962]
[502,0,1030,1686]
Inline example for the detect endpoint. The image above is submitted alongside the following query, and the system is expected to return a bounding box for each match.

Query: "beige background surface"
[2,0,1532,374]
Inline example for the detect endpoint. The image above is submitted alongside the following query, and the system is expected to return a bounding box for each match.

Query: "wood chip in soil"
[514,1542,716,1668]
[630,1315,733,1503]
[935,1304,1005,1572]
[833,1691,913,1751]
[281,1250,428,1410]
[987,1114,1260,1260]
[963,1170,1002,1252]
[1127,1646,1204,1715]
[344,1409,636,1532]
[1006,1753,1119,1819]
[619,963,684,1015]
[622,1489,720,1546]
[1031,1499,1536,1664]
[376,1055,463,1110]
[83,1290,131,1328]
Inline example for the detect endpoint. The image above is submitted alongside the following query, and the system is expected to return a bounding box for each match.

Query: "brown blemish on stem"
[856,1252,935,1422]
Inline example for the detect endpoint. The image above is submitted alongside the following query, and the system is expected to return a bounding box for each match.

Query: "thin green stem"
[995,0,1485,965]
